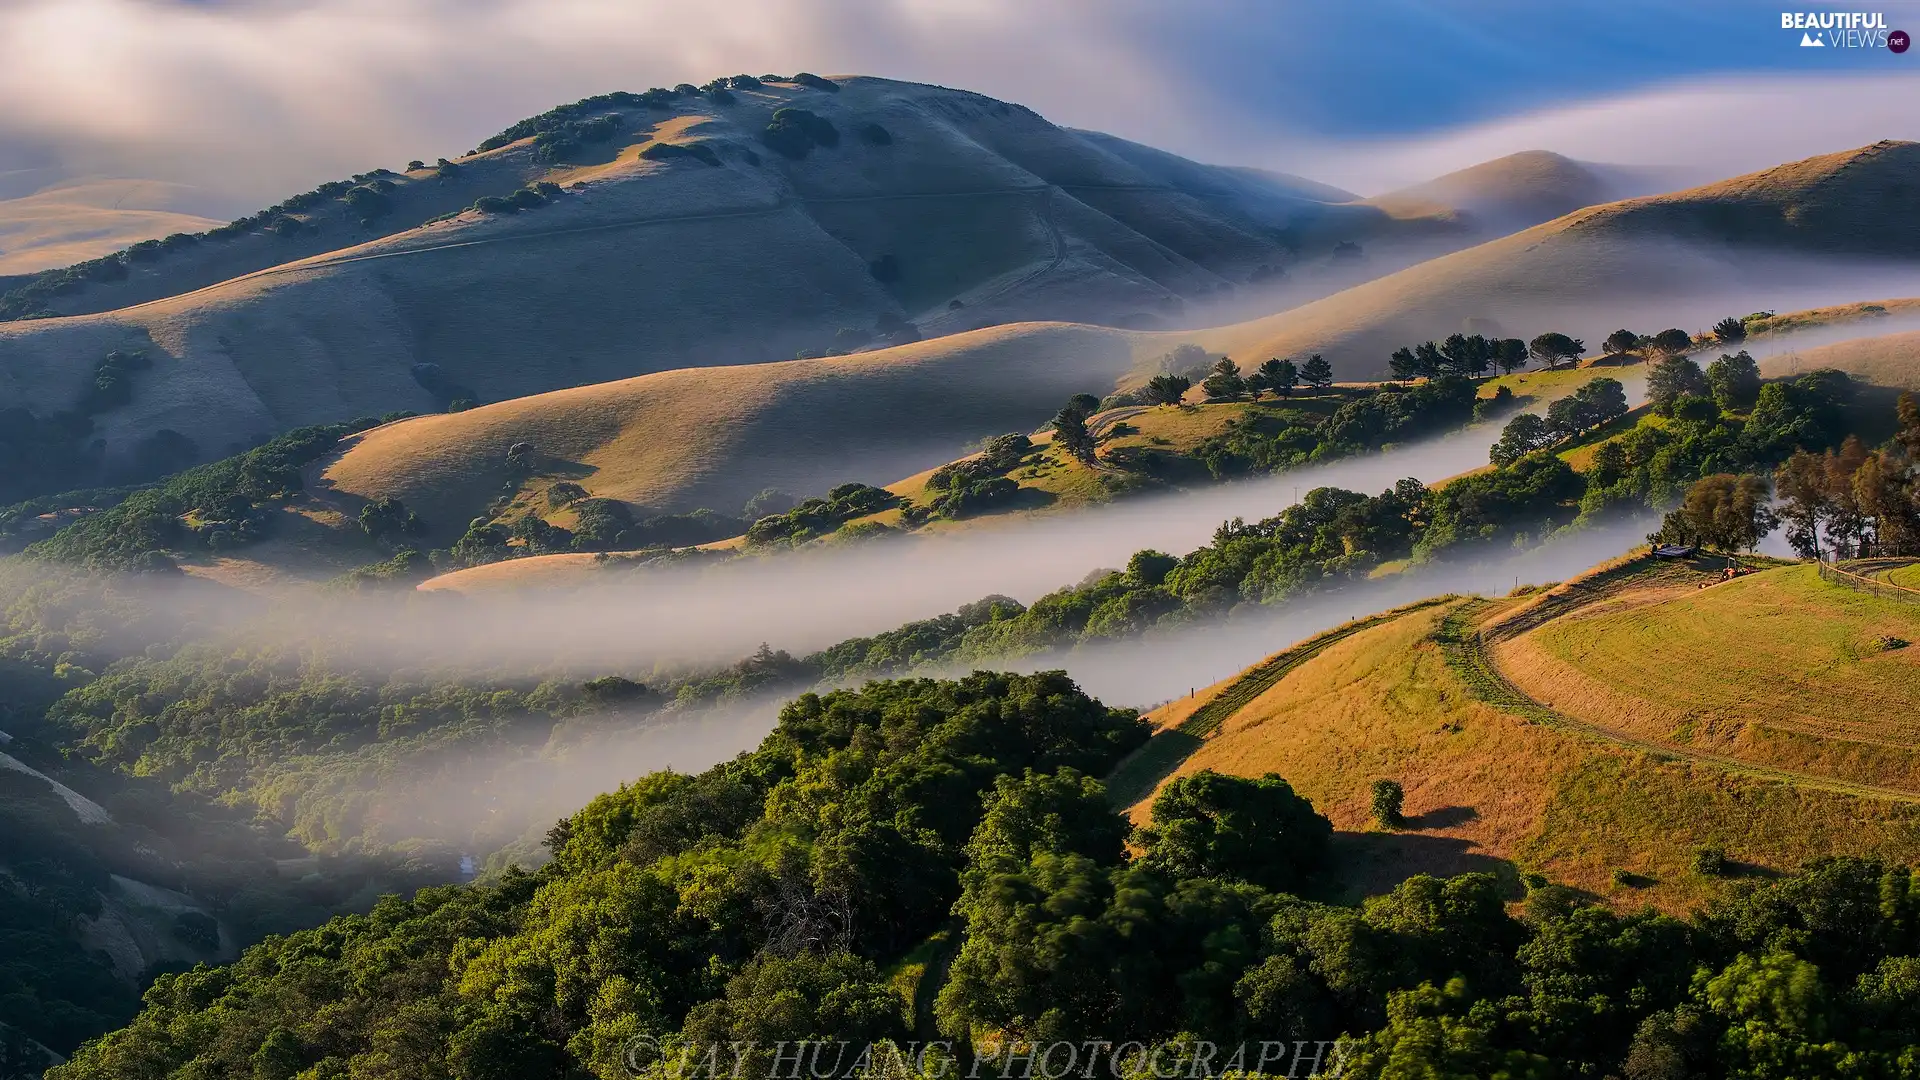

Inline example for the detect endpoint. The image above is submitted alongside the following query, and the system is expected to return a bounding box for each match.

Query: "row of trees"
[1198,355,1335,401]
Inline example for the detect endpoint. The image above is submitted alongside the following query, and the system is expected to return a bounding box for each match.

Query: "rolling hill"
[0,75,1487,493]
[1120,554,1920,910]
[1362,149,1616,233]
[315,321,1146,535]
[1760,323,1920,388]
[0,177,228,277]
[1193,140,1920,379]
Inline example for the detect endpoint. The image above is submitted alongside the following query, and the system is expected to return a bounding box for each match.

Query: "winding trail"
[1434,594,1920,804]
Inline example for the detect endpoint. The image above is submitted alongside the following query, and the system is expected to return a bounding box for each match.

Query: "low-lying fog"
[23,309,1913,857]
[341,511,1663,859]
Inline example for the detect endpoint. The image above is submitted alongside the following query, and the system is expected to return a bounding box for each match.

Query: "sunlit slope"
[1129,557,1920,910]
[0,76,1462,474]
[0,178,226,276]
[1363,150,1614,232]
[319,322,1143,532]
[1760,325,1920,389]
[1495,564,1920,793]
[1195,141,1920,379]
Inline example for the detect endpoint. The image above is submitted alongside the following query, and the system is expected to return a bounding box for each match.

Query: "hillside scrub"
[43,662,1920,1080]
[20,416,408,571]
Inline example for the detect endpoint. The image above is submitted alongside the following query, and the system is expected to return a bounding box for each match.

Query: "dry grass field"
[317,322,1148,534]
[1499,565,1920,791]
[1124,559,1920,910]
[1362,150,1613,232]
[1760,325,1920,389]
[0,178,225,275]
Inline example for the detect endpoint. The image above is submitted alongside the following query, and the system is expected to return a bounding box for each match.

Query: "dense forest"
[41,670,1920,1079]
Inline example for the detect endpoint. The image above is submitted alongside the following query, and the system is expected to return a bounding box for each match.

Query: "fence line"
[1818,560,1920,602]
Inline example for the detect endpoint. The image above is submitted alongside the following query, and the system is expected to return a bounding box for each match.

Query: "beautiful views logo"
[1780,11,1899,47]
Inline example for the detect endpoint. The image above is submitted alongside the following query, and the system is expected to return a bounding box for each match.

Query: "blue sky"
[1154,1,1915,134]
[1,0,1916,202]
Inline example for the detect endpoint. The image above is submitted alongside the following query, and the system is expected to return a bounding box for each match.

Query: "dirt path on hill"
[1435,596,1920,803]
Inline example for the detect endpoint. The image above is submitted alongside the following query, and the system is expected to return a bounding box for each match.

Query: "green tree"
[1389,347,1420,382]
[1712,315,1748,344]
[1202,357,1246,401]
[1647,355,1708,415]
[1300,353,1334,390]
[1649,327,1694,358]
[1706,350,1761,412]
[1145,373,1192,405]
[1527,333,1584,370]
[1256,357,1298,397]
[1604,328,1640,356]
[1371,779,1405,828]
[1489,413,1553,466]
[1051,406,1097,465]
[1653,473,1779,552]
[1494,338,1530,375]
[1127,549,1179,585]
[1135,770,1331,892]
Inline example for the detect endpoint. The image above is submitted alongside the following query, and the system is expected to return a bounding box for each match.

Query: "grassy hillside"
[1126,556,1920,911]
[0,76,1480,502]
[0,178,226,276]
[318,323,1146,536]
[1363,150,1615,233]
[1761,324,1920,389]
[1193,141,1920,379]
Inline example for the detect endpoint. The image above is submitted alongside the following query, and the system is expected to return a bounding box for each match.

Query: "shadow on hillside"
[531,458,597,482]
[1405,804,1480,829]
[1321,829,1525,904]
[1103,730,1203,808]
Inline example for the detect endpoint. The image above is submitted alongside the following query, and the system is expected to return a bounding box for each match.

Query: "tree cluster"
[1487,377,1630,466]
[1773,392,1920,559]
[925,434,1032,519]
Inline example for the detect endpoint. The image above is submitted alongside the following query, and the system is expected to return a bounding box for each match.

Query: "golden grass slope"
[1135,561,1920,910]
[319,322,1146,532]
[1194,141,1920,379]
[1364,150,1613,232]
[1495,565,1920,794]
[1760,325,1920,389]
[0,178,225,276]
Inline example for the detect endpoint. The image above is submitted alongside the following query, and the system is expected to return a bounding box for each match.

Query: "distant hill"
[1196,141,1920,378]
[0,75,1480,494]
[0,177,228,276]
[1363,150,1615,233]
[1760,323,1920,389]
[1125,555,1920,910]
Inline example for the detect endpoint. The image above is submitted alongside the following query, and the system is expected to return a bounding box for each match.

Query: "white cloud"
[0,0,1914,211]
[1296,73,1920,196]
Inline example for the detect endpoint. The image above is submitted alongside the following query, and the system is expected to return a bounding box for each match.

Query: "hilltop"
[1363,149,1616,233]
[0,75,1497,497]
[1121,554,1920,910]
[1193,141,1920,379]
